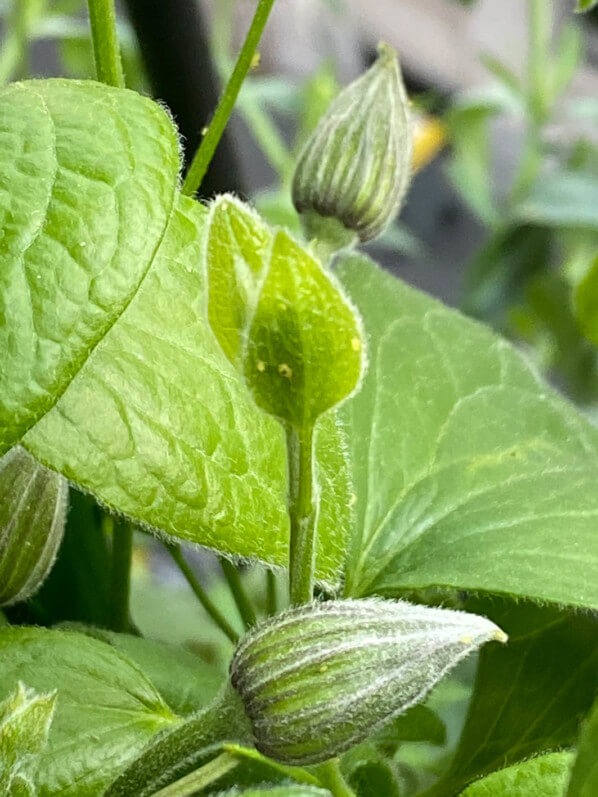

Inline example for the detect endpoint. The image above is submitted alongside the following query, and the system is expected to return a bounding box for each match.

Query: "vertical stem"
[110,519,133,632]
[286,424,316,605]
[220,558,257,630]
[316,760,357,797]
[87,0,125,88]
[167,545,239,644]
[266,568,278,615]
[182,0,277,196]
[528,0,551,124]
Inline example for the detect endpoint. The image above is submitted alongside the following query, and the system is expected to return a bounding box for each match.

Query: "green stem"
[109,519,133,633]
[87,0,125,88]
[220,558,257,630]
[106,684,251,796]
[286,424,316,605]
[182,0,277,196]
[527,0,551,125]
[266,568,278,615]
[151,752,239,797]
[167,545,239,644]
[316,760,357,797]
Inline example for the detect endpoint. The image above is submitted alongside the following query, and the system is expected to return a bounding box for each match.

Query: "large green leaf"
[0,79,179,452]
[78,628,224,715]
[0,104,347,577]
[567,697,598,796]
[460,752,574,796]
[0,626,179,795]
[338,253,598,607]
[427,599,598,795]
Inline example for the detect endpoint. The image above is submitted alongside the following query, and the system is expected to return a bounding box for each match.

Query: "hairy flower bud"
[230,599,506,765]
[292,43,413,245]
[0,447,68,606]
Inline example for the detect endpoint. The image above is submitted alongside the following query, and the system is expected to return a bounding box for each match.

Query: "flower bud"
[230,599,506,765]
[292,43,413,245]
[0,446,68,606]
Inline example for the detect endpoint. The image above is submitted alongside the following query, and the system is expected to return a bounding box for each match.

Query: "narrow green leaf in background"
[567,697,598,796]
[576,0,598,12]
[338,253,598,609]
[516,171,598,230]
[460,752,574,796]
[0,627,179,795]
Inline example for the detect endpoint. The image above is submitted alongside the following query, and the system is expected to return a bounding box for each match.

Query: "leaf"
[78,628,223,715]
[0,626,179,795]
[429,599,598,795]
[567,697,598,796]
[376,704,446,750]
[460,752,574,796]
[348,761,401,797]
[244,229,363,426]
[446,102,500,226]
[0,682,56,793]
[19,184,347,581]
[0,79,179,453]
[337,253,598,608]
[576,0,598,11]
[575,253,598,347]
[516,171,598,230]
[0,446,67,606]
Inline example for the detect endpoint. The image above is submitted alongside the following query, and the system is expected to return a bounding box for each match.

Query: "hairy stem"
[87,0,124,88]
[182,0,277,196]
[286,424,316,605]
[109,519,133,633]
[168,544,239,644]
[266,568,278,615]
[220,558,257,630]
[106,684,251,796]
[316,760,357,797]
[151,752,239,797]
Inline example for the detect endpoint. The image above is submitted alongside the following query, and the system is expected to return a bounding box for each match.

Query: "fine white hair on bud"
[230,598,506,765]
[0,446,68,607]
[292,42,413,245]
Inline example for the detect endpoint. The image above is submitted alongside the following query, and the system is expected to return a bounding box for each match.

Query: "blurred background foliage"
[2,1,598,793]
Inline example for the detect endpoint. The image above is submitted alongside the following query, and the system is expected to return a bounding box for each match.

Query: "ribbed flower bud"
[0,446,68,606]
[292,43,413,246]
[230,599,506,765]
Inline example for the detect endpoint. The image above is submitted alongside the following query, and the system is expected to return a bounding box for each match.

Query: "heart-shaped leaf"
[338,253,598,608]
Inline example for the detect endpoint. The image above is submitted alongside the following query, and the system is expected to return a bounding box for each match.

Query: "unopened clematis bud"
[0,446,68,606]
[292,43,413,247]
[230,599,506,765]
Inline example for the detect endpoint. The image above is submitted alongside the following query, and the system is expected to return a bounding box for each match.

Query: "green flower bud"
[230,599,506,765]
[0,446,68,606]
[292,43,413,246]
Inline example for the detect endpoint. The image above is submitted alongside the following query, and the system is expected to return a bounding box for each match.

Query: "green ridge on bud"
[0,446,68,606]
[292,43,413,246]
[230,599,506,765]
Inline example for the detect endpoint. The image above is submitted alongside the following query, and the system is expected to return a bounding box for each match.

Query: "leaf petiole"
[220,557,257,630]
[150,752,239,797]
[109,518,133,633]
